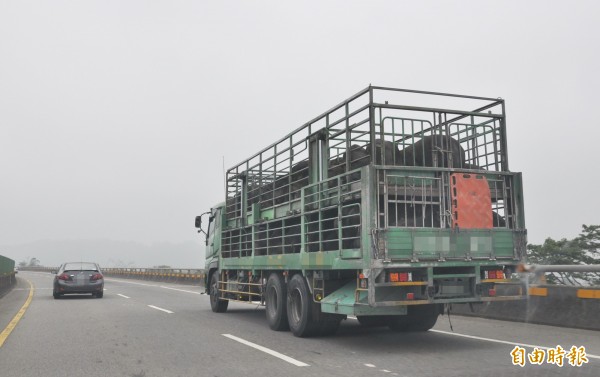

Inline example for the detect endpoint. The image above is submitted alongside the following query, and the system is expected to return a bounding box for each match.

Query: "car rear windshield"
[63,263,99,271]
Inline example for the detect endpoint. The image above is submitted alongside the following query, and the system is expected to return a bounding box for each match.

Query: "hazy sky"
[1,1,599,267]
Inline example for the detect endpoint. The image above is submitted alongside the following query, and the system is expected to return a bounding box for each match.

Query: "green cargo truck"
[0,255,17,291]
[195,86,527,337]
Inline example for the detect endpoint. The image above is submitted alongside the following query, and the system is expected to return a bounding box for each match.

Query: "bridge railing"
[103,268,205,285]
[452,267,600,331]
[17,266,206,286]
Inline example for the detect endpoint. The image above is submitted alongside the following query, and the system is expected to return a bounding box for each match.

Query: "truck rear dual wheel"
[317,317,341,336]
[286,274,341,337]
[265,273,289,331]
[287,274,319,337]
[388,304,440,332]
[356,315,392,327]
[210,272,229,313]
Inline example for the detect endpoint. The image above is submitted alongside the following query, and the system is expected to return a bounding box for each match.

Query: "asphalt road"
[0,271,598,377]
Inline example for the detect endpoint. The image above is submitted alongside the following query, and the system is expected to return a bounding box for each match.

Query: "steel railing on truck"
[223,86,513,239]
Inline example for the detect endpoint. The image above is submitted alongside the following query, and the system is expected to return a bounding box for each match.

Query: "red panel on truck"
[450,173,492,229]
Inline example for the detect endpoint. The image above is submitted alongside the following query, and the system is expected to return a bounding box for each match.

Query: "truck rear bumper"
[320,265,526,316]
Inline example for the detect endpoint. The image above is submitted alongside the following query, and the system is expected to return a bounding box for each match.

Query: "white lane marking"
[222,334,309,367]
[159,286,201,295]
[117,294,130,299]
[148,305,174,314]
[364,364,376,368]
[431,330,600,360]
[381,370,391,373]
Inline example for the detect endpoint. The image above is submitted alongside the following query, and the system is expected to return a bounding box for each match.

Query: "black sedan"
[53,262,104,299]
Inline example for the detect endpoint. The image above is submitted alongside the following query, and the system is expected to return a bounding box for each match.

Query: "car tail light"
[90,273,103,281]
[58,273,70,281]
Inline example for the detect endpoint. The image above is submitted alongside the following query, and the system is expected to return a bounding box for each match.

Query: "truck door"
[206,207,222,259]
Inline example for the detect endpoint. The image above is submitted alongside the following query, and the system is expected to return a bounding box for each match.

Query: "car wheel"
[265,273,289,331]
[53,291,61,299]
[95,291,104,298]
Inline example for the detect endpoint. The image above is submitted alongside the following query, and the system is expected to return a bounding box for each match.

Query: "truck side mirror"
[195,211,211,236]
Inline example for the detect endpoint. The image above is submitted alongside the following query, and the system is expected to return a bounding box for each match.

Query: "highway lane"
[0,271,598,377]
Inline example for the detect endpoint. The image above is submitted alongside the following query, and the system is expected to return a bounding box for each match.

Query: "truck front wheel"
[266,273,289,331]
[286,274,318,337]
[209,272,229,313]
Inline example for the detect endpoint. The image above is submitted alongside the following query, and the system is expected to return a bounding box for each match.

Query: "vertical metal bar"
[383,170,388,228]
[369,87,376,165]
[500,100,509,171]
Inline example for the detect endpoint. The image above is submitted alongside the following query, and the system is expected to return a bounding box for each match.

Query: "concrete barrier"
[452,284,600,331]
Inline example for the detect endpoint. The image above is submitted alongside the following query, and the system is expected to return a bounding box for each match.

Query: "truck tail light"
[406,293,415,300]
[488,289,496,297]
[485,270,504,279]
[389,272,412,282]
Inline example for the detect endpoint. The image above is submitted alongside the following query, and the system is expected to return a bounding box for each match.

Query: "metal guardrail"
[103,268,205,284]
[17,266,206,285]
[453,283,600,331]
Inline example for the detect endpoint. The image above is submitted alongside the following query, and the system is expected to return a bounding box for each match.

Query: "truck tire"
[286,274,318,337]
[388,305,440,332]
[357,315,391,327]
[318,317,341,336]
[210,272,228,313]
[266,273,289,331]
